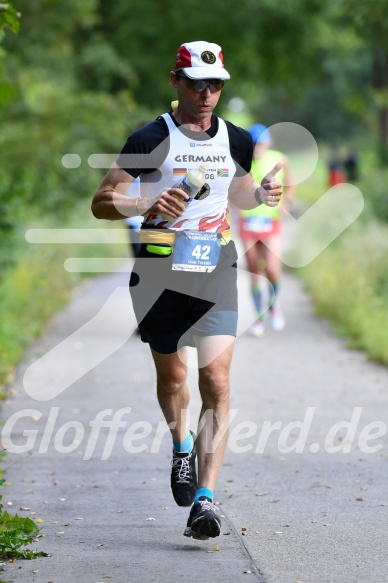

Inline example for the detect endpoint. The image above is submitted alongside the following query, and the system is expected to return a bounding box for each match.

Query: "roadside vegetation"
[0,477,48,561]
[294,148,388,366]
[0,206,128,390]
[298,219,388,365]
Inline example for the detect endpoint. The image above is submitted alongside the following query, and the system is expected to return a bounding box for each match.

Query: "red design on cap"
[218,51,224,66]
[175,45,192,69]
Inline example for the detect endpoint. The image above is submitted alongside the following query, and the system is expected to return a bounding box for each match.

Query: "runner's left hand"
[257,161,283,206]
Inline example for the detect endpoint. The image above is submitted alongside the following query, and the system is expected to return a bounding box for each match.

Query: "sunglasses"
[176,74,224,93]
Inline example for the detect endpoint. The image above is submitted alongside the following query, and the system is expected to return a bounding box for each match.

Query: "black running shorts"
[129,241,238,354]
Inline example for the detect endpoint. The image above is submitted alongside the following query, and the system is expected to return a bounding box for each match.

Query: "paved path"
[1,223,388,583]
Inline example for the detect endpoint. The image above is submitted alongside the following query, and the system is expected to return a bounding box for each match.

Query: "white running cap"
[174,41,230,80]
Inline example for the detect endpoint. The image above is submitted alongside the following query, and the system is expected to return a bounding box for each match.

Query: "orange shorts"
[238,217,281,243]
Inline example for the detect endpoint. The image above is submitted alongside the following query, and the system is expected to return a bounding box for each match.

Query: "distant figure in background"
[328,150,346,187]
[239,124,296,337]
[343,149,359,182]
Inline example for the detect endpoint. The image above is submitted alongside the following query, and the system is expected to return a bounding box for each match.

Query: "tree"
[0,1,20,106]
[337,0,388,163]
[0,2,19,39]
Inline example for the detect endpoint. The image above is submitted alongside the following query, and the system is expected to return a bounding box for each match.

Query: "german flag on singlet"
[173,168,187,177]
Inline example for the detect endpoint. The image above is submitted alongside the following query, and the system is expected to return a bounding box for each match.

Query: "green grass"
[0,478,48,560]
[297,220,388,365]
[0,204,130,389]
[289,142,388,366]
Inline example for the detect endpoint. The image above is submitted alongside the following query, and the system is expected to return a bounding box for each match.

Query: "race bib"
[243,216,274,233]
[172,231,221,272]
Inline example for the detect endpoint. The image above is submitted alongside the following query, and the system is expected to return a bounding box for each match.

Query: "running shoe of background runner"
[270,302,285,331]
[250,319,266,338]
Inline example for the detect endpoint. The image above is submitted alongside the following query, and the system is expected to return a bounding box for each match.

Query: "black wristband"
[254,187,263,206]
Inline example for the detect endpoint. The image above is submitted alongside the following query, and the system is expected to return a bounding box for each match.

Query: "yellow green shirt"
[241,149,284,220]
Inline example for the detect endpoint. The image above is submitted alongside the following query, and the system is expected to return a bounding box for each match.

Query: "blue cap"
[248,124,271,144]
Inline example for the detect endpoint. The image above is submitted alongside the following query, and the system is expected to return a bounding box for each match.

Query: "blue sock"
[173,430,193,454]
[269,282,279,308]
[194,488,213,502]
[252,285,264,319]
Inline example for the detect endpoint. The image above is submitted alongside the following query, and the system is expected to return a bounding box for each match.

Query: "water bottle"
[161,163,208,223]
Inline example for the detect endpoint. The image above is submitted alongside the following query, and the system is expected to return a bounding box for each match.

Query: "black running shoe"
[183,497,221,540]
[171,431,197,507]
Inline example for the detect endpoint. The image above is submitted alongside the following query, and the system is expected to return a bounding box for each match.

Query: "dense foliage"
[1,0,387,263]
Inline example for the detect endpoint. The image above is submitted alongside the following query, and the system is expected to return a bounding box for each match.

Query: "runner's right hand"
[148,188,190,218]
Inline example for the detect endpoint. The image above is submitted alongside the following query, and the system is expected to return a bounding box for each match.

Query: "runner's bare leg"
[151,347,189,443]
[195,336,234,491]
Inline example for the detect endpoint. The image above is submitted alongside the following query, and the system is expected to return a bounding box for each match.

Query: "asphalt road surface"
[1,223,387,583]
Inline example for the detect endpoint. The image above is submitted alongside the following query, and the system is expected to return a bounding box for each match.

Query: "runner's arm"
[91,164,188,221]
[228,163,283,210]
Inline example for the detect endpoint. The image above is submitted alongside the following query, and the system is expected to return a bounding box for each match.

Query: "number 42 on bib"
[172,231,222,273]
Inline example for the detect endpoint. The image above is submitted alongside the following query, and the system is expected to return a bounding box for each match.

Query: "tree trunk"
[379,106,388,165]
[373,48,388,165]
